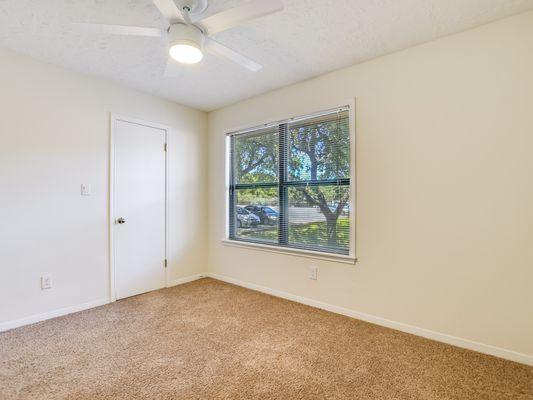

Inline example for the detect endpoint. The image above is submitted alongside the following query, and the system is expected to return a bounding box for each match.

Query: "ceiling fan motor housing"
[168,23,204,50]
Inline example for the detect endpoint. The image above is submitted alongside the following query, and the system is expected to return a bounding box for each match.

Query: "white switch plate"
[81,184,91,196]
[41,276,52,289]
[308,266,318,280]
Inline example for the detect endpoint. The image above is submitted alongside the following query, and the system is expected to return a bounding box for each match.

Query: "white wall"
[0,48,207,327]
[207,11,533,361]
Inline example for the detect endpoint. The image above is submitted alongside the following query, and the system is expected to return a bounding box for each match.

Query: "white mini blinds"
[228,106,351,255]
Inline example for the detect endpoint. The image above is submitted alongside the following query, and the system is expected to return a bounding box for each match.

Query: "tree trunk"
[297,186,344,248]
[325,214,338,246]
[315,199,338,247]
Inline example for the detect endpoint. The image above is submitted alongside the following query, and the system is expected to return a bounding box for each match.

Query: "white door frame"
[108,113,170,302]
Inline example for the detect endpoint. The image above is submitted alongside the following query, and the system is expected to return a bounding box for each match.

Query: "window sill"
[221,239,357,265]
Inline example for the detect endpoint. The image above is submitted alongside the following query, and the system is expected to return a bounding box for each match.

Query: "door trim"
[109,113,170,302]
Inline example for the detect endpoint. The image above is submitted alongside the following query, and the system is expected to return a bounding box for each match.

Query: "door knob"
[117,217,126,224]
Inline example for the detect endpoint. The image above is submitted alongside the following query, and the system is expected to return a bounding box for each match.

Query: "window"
[228,106,352,255]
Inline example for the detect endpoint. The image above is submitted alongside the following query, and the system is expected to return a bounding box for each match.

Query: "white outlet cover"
[81,184,91,196]
[308,266,318,280]
[40,276,52,289]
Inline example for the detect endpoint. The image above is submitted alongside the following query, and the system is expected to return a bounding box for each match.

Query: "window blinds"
[229,106,351,255]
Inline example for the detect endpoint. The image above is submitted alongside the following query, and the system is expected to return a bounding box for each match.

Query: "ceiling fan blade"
[164,58,182,78]
[73,23,163,37]
[152,0,184,24]
[205,38,262,72]
[198,0,284,35]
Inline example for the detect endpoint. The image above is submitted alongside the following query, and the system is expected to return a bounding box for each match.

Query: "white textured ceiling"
[1,0,533,111]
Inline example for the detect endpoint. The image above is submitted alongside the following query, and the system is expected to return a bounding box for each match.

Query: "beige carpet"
[1,278,531,400]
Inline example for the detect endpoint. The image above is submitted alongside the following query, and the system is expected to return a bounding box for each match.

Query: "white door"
[114,118,166,299]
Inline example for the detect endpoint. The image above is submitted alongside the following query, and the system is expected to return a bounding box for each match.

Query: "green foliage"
[288,115,350,181]
[290,218,350,249]
[238,219,350,251]
[233,112,351,248]
[234,131,278,183]
[289,185,349,207]
[236,188,278,206]
[234,115,350,185]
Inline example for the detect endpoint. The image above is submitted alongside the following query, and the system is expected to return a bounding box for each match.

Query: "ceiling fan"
[75,0,284,76]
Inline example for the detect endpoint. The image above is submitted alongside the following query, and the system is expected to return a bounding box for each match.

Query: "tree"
[235,131,277,183]
[288,116,350,247]
[234,131,279,206]
[293,186,349,247]
[233,115,350,248]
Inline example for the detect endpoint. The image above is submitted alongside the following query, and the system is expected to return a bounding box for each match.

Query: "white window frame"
[223,101,357,264]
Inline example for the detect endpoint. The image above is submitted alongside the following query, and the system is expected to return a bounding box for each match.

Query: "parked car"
[245,205,278,225]
[236,206,260,228]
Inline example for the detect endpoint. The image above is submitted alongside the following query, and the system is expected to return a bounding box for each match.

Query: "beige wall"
[0,48,207,326]
[207,11,533,359]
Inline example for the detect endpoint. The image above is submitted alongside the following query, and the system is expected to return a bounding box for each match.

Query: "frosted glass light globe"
[169,43,203,64]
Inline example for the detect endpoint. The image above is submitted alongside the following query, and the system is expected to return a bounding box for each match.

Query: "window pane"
[286,185,350,253]
[234,129,278,184]
[288,110,350,181]
[229,106,352,256]
[235,188,279,243]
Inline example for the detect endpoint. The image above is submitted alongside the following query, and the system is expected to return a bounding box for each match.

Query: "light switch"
[81,184,91,196]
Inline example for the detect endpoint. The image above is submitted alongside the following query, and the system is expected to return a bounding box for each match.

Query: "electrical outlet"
[308,266,318,280]
[41,276,52,290]
[81,183,91,196]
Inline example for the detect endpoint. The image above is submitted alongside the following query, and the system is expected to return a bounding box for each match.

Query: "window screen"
[228,107,351,255]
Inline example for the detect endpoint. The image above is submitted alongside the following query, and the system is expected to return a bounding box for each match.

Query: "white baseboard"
[3,273,530,366]
[167,273,206,287]
[206,272,533,366]
[0,298,109,333]
[0,273,207,333]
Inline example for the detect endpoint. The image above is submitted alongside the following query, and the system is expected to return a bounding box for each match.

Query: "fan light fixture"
[169,43,203,64]
[74,0,285,73]
[168,24,204,64]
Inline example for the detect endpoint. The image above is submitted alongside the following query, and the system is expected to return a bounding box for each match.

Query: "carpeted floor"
[0,278,532,400]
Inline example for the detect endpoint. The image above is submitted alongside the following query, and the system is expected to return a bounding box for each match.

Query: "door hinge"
[164,143,167,152]
[164,259,168,268]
